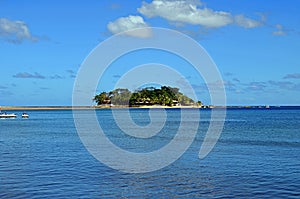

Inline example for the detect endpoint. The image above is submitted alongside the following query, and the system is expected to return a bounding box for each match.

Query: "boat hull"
[0,114,17,118]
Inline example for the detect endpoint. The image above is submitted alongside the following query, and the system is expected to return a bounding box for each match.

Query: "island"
[93,86,202,108]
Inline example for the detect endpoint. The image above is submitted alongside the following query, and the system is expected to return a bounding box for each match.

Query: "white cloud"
[107,15,152,38]
[235,15,262,28]
[138,0,266,30]
[138,0,233,28]
[273,24,287,36]
[0,18,38,43]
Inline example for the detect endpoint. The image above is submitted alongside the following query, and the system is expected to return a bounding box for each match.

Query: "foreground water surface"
[1,108,299,198]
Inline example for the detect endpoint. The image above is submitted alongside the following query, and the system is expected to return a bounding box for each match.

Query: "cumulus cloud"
[273,24,287,36]
[107,0,266,38]
[0,18,38,43]
[13,72,45,79]
[284,73,300,79]
[234,15,262,28]
[137,0,264,29]
[138,0,233,28]
[107,15,152,38]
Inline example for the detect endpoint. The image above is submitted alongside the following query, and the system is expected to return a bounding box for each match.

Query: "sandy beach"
[0,105,203,111]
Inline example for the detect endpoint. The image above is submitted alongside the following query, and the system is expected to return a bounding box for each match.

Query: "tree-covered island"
[93,86,202,107]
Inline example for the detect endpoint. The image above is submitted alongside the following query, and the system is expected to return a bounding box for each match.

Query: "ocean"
[1,108,299,198]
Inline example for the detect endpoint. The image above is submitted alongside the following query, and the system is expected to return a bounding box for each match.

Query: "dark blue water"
[1,109,299,198]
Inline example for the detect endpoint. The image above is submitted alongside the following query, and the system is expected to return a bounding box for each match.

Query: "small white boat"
[0,106,17,118]
[0,112,17,119]
[22,112,29,118]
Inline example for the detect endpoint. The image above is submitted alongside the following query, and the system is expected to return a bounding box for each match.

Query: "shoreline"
[0,105,299,111]
[0,105,200,111]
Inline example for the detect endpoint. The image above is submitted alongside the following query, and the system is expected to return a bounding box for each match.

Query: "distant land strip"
[1,106,92,110]
[1,105,300,111]
[1,105,198,110]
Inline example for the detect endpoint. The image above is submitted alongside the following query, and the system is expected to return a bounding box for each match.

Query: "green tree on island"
[94,86,198,107]
[93,92,110,105]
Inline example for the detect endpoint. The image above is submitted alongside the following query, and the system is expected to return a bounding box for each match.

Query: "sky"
[0,0,300,106]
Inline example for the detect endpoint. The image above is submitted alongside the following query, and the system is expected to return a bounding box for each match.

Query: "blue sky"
[0,0,299,106]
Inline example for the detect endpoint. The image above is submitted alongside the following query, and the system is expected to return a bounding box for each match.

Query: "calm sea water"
[0,109,299,198]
